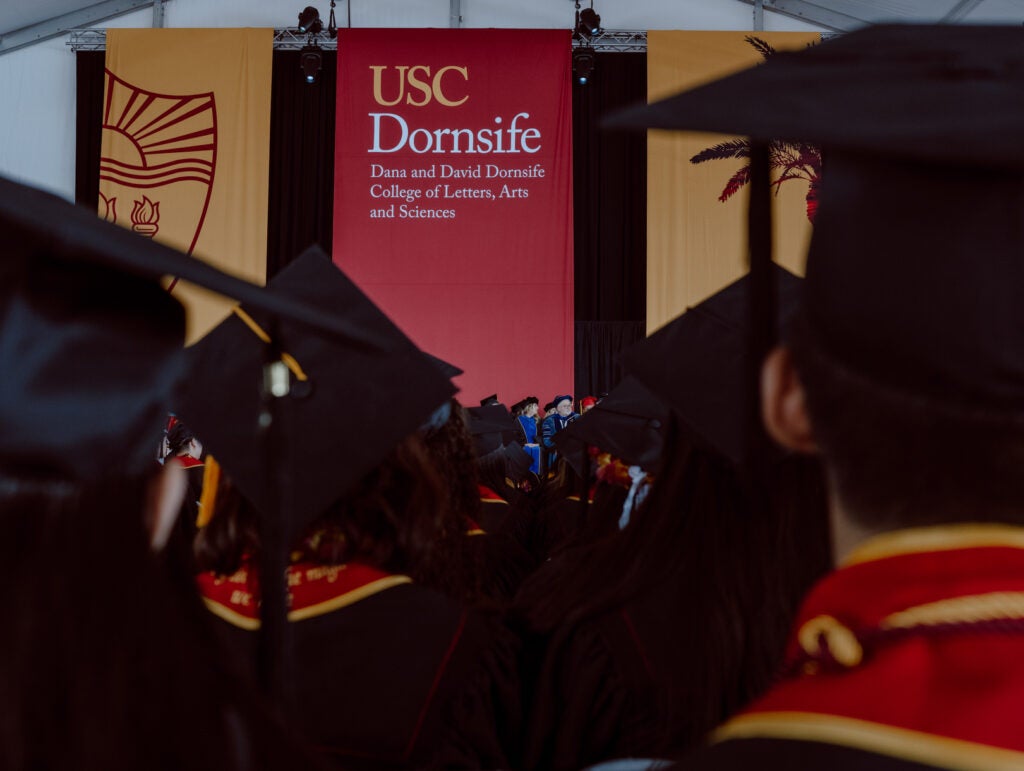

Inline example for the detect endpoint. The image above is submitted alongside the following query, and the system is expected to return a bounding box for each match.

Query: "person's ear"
[761,346,818,454]
[145,459,187,552]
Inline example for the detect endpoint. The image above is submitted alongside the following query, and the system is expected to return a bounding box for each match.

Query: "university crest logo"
[99,69,217,270]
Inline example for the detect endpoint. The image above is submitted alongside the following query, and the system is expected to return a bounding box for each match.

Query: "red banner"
[334,29,574,406]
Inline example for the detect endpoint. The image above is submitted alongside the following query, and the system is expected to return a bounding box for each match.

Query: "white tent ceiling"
[739,0,1023,29]
[1,0,1022,55]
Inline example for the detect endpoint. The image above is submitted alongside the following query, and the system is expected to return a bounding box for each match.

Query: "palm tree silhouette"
[689,36,822,222]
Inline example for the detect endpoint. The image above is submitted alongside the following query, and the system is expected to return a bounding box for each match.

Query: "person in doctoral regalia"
[540,394,579,472]
[184,249,520,770]
[0,176,329,770]
[611,23,1024,771]
[511,268,831,771]
[515,396,542,474]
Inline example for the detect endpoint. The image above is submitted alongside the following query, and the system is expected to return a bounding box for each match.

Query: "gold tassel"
[231,307,308,381]
[196,454,221,528]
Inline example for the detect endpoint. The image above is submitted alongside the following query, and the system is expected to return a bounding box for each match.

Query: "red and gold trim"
[198,561,411,630]
[734,526,1024,767]
[842,523,1024,568]
[714,712,1024,771]
[479,485,508,504]
[171,455,204,469]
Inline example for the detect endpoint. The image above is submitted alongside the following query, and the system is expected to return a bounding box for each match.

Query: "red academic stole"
[478,484,508,504]
[474,484,509,535]
[715,525,1024,769]
[198,561,411,629]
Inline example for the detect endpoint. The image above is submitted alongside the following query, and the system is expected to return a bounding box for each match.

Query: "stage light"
[297,6,322,34]
[300,45,322,84]
[578,7,601,37]
[573,47,595,86]
[327,0,338,39]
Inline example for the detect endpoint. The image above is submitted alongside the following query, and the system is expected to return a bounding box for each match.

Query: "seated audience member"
[0,176,324,770]
[541,395,580,469]
[162,418,206,537]
[467,405,530,509]
[419,395,536,607]
[164,419,204,466]
[614,25,1024,770]
[550,456,633,557]
[515,396,542,474]
[512,269,831,771]
[184,251,520,769]
[538,376,668,551]
[538,401,558,474]
[527,422,638,561]
[580,395,598,413]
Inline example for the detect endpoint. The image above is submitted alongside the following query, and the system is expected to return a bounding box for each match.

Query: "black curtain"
[266,51,338,278]
[75,51,105,209]
[572,51,647,398]
[74,47,648,393]
[575,320,646,398]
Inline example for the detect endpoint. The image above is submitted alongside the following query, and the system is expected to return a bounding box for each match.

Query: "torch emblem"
[98,69,217,255]
[130,196,160,237]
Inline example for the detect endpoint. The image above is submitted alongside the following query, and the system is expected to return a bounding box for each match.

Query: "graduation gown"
[197,560,520,769]
[520,575,734,771]
[477,484,513,534]
[680,524,1024,771]
[463,510,539,606]
[530,483,626,562]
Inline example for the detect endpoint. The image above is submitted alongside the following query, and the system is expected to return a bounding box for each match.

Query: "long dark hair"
[165,421,196,458]
[416,401,494,605]
[197,433,448,584]
[513,417,831,750]
[420,399,483,530]
[0,470,313,770]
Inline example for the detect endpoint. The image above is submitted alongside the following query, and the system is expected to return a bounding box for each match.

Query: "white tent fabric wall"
[0,0,826,202]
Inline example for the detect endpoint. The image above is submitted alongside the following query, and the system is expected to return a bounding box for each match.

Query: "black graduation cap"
[620,267,802,465]
[608,24,1024,412]
[552,376,670,474]
[426,352,464,380]
[479,394,500,407]
[0,175,372,481]
[466,404,519,456]
[179,248,456,539]
[503,441,534,480]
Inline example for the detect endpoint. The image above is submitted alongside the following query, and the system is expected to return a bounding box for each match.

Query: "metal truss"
[70,27,647,52]
[573,30,647,52]
[67,28,108,50]
[271,28,338,50]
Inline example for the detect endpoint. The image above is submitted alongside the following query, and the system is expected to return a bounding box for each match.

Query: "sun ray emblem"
[99,69,217,256]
